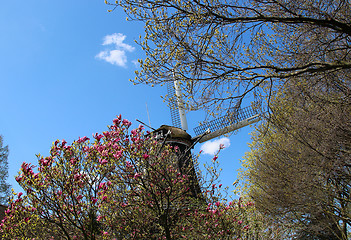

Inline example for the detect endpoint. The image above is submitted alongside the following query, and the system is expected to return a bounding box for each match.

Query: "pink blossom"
[219,184,222,188]
[99,159,108,165]
[143,153,149,160]
[102,196,107,201]
[76,195,83,201]
[15,176,23,182]
[215,201,220,207]
[101,150,108,157]
[113,115,121,125]
[213,156,218,160]
[41,158,49,166]
[103,231,108,235]
[125,161,133,168]
[18,192,23,198]
[97,215,103,221]
[77,136,90,143]
[131,129,137,136]
[103,131,110,138]
[98,182,106,189]
[93,133,103,141]
[113,150,123,159]
[57,190,62,196]
[134,173,142,179]
[238,220,243,225]
[122,119,131,127]
[70,158,76,165]
[91,197,98,204]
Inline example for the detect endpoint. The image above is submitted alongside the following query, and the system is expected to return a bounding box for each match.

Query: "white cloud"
[96,33,135,67]
[200,137,231,155]
[96,50,127,67]
[131,59,139,68]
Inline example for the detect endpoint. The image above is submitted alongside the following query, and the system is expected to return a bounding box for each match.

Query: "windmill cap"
[155,125,192,140]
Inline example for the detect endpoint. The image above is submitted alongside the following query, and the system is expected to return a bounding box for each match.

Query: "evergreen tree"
[0,136,10,205]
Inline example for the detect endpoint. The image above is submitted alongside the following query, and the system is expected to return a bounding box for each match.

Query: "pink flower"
[213,156,218,160]
[93,133,103,141]
[15,176,23,182]
[76,195,83,201]
[122,119,131,127]
[61,139,67,147]
[215,202,220,207]
[77,136,90,143]
[57,190,62,196]
[97,215,103,221]
[134,173,142,179]
[143,153,149,160]
[219,184,222,188]
[125,161,132,168]
[113,115,121,125]
[103,231,108,235]
[238,220,243,225]
[103,131,110,138]
[18,192,23,198]
[131,129,137,136]
[33,173,39,179]
[98,182,106,190]
[92,197,98,204]
[99,159,108,165]
[113,150,123,159]
[70,158,76,165]
[102,196,107,201]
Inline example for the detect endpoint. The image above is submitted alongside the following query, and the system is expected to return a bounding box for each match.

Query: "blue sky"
[0,0,255,197]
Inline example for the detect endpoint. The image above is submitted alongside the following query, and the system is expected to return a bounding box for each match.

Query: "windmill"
[148,75,261,199]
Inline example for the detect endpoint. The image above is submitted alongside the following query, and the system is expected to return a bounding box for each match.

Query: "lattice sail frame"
[193,106,260,143]
[167,81,182,129]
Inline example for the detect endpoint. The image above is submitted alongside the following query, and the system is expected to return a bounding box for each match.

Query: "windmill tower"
[150,77,260,199]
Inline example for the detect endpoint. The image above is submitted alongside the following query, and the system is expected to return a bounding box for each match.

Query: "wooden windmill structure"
[149,75,260,199]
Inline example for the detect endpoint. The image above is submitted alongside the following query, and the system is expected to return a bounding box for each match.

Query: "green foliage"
[239,80,351,239]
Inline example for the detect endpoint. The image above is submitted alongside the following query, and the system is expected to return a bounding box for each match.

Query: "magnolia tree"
[1,116,254,239]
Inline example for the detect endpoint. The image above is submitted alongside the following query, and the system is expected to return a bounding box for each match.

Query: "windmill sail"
[193,106,260,143]
[167,78,188,130]
[167,81,182,129]
[173,80,188,130]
